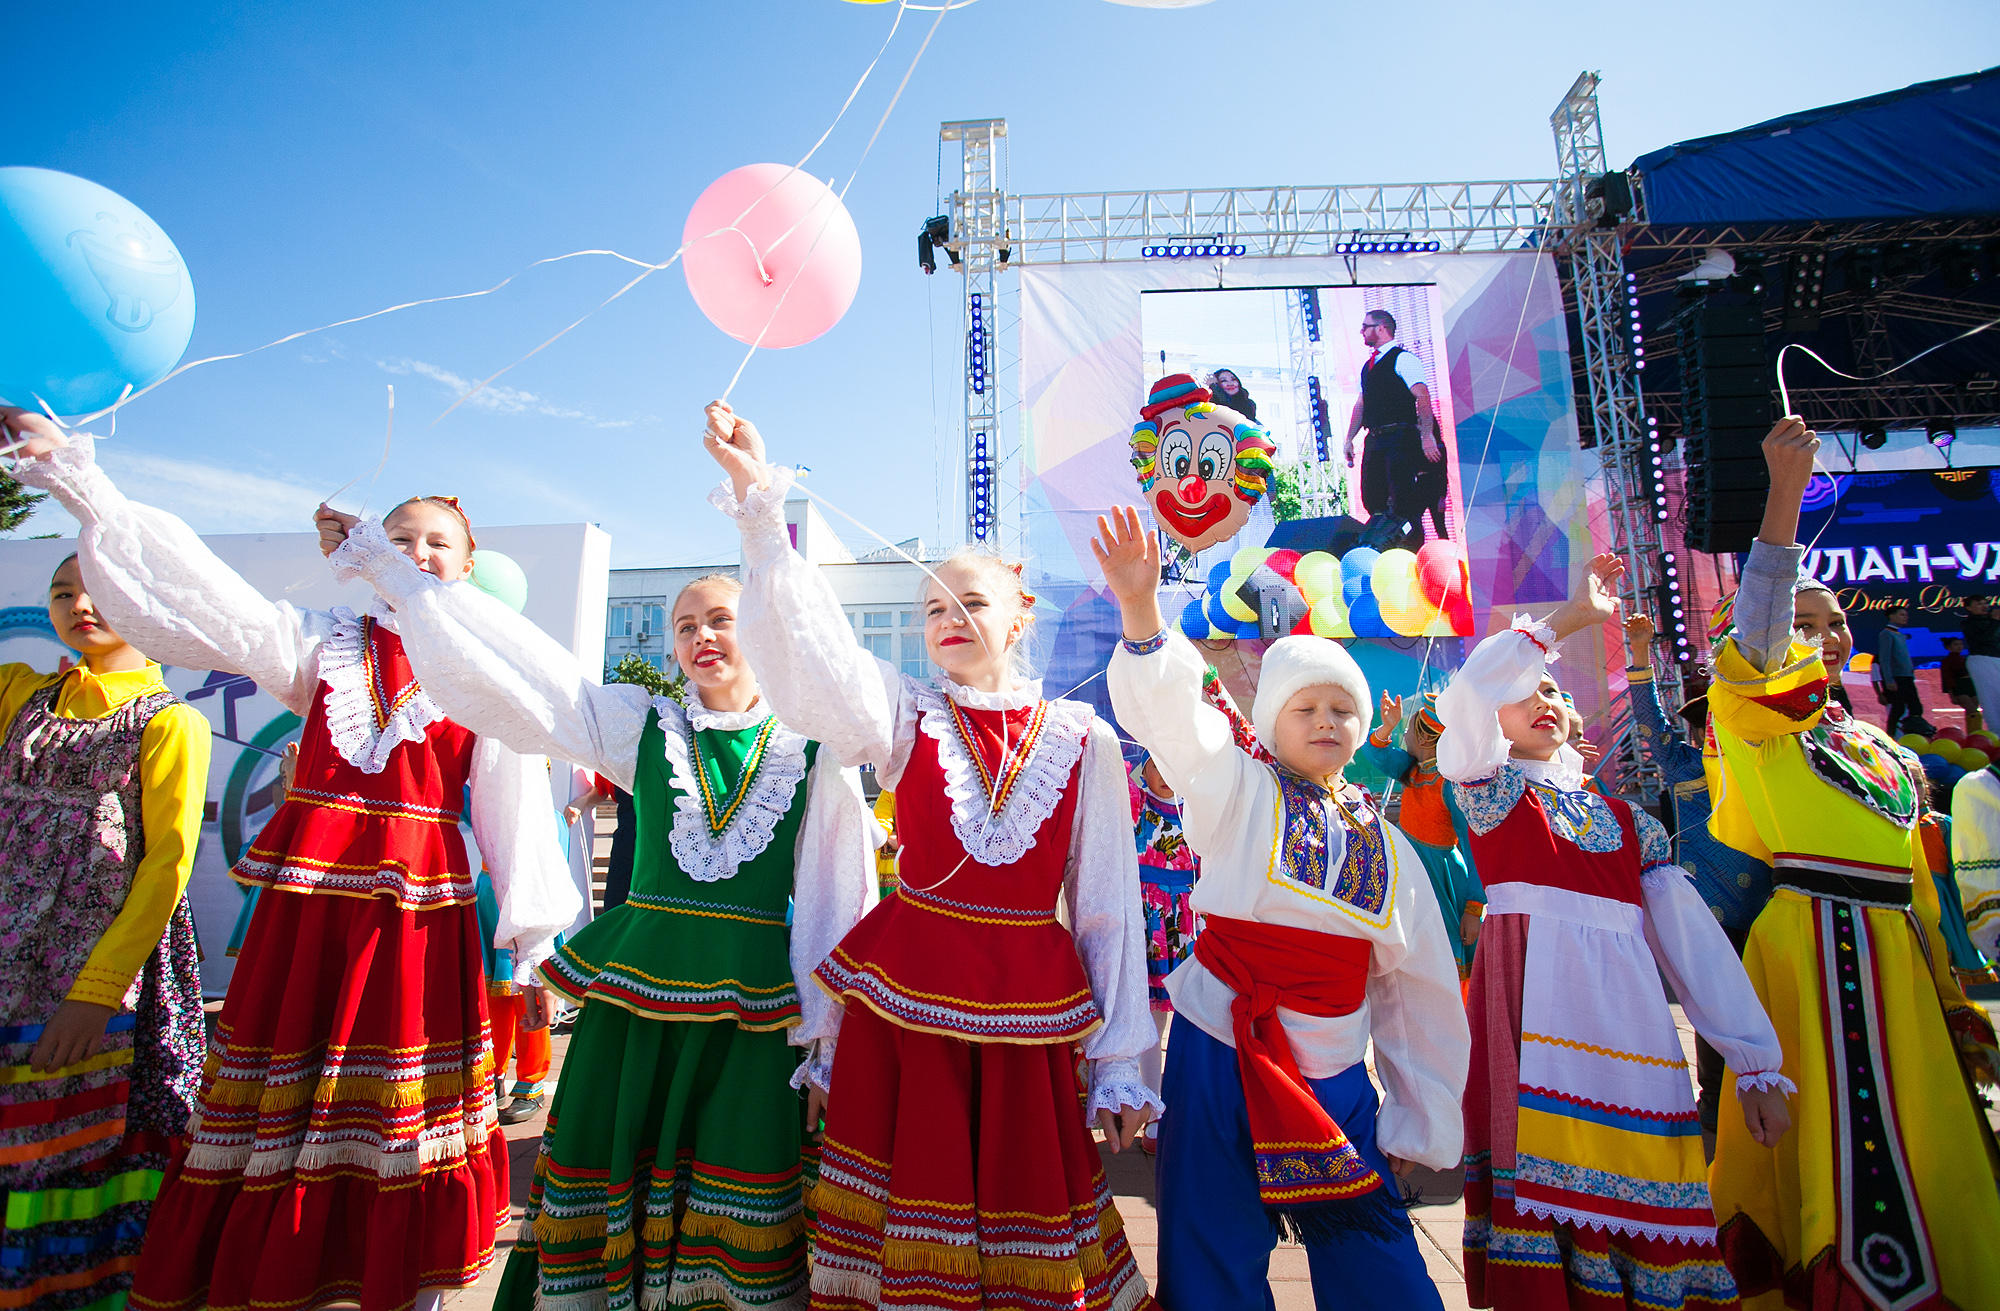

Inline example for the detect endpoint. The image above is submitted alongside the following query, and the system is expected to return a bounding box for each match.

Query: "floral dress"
[1130,775,1200,1011]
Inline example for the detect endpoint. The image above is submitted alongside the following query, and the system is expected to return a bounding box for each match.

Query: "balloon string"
[433,0,922,426]
[719,0,951,403]
[1774,314,2000,420]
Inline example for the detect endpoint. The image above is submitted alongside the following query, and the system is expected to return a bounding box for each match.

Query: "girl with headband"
[308,526,880,1311]
[704,401,1161,1311]
[1703,416,2000,1306]
[4,411,582,1311]
[1433,549,1791,1311]
[0,552,208,1311]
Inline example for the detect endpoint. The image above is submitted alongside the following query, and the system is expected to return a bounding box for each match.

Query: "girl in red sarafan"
[8,418,581,1311]
[703,401,1162,1311]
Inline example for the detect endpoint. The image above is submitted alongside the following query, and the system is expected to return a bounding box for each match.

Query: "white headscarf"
[1250,636,1371,748]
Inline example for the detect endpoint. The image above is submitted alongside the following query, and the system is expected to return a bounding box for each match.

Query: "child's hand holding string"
[703,400,773,503]
[315,505,359,557]
[0,407,68,462]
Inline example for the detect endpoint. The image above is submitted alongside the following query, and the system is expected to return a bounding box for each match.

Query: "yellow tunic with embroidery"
[1705,636,2000,1310]
[0,662,211,1007]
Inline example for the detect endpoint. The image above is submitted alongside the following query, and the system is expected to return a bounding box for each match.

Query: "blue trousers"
[1156,1021,1442,1311]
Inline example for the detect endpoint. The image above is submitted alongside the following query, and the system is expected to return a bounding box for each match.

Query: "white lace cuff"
[788,1037,836,1094]
[1086,1057,1164,1125]
[706,469,796,563]
[327,518,406,588]
[7,430,125,526]
[1736,1070,1798,1097]
[1639,864,1693,894]
[1509,614,1561,663]
[511,931,561,984]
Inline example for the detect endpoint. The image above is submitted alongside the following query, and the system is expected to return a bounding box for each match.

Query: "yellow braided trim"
[679,1209,806,1252]
[1521,1031,1686,1070]
[880,1237,980,1279]
[535,1212,608,1245]
[808,1179,886,1228]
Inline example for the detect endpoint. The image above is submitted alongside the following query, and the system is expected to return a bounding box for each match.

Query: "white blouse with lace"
[12,432,580,981]
[712,469,1161,1120]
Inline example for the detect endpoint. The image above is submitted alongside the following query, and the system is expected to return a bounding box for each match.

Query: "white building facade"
[604,494,946,682]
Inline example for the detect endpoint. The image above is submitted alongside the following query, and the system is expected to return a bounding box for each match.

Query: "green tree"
[1,471,47,534]
[1269,462,1304,523]
[605,652,686,701]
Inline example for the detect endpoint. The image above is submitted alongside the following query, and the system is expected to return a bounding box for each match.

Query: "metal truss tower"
[940,119,1010,549]
[1552,72,1677,801]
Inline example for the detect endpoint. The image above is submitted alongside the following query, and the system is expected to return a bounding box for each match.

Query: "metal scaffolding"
[939,119,1010,548]
[1551,71,1675,801]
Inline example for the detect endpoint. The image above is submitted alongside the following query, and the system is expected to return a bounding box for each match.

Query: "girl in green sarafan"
[318,508,879,1311]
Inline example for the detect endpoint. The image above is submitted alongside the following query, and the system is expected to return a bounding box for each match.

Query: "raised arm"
[704,403,905,775]
[337,522,653,788]
[9,423,325,714]
[1729,418,1819,675]
[469,741,584,982]
[1435,552,1623,784]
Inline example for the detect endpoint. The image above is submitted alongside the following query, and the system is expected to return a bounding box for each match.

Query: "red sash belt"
[1193,916,1396,1238]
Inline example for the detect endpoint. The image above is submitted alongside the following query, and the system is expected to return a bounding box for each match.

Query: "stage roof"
[1631,67,2000,226]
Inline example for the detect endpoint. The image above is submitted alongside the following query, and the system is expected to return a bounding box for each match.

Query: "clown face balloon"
[1130,374,1276,554]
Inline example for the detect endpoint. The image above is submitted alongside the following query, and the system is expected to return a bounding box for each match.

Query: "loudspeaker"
[1678,297,1773,554]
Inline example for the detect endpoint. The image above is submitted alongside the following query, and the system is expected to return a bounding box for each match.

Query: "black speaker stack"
[1676,298,1773,554]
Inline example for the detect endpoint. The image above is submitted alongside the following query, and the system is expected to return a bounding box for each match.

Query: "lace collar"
[916,687,1093,866]
[687,697,768,732]
[654,696,810,882]
[317,607,444,774]
[939,678,1043,712]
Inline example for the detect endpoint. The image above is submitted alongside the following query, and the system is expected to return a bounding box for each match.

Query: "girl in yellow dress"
[1704,417,2000,1310]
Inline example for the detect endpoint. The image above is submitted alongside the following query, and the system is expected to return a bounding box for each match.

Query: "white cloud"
[96,449,327,534]
[377,357,633,428]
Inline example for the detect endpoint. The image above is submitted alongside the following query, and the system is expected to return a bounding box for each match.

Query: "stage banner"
[1799,466,2000,666]
[0,524,611,997]
[1017,251,1613,770]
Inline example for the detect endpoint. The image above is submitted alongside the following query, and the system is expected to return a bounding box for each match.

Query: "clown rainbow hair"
[1128,402,1278,503]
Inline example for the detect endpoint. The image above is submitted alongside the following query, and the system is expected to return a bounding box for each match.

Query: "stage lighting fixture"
[1782,248,1827,332]
[969,294,988,395]
[1840,246,1883,298]
[1307,376,1330,462]
[1859,425,1889,451]
[1884,242,1927,280]
[1930,423,1958,451]
[1300,288,1323,343]
[1621,271,1646,371]
[1584,171,1633,228]
[1938,242,1980,293]
[970,430,993,539]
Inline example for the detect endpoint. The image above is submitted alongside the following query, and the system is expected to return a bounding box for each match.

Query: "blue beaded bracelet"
[1121,629,1169,656]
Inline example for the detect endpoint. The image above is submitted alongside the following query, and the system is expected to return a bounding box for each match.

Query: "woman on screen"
[1208,368,1257,422]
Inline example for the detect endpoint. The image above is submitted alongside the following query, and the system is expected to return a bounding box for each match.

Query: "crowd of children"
[4,395,1999,1311]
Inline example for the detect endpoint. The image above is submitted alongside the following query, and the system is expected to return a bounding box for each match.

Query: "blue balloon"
[0,167,197,415]
[1340,548,1380,607]
[1178,596,1210,638]
[1349,593,1391,637]
[469,550,529,613]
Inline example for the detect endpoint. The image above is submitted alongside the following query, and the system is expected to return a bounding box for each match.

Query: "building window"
[862,633,893,661]
[900,609,916,629]
[900,634,928,677]
[862,612,893,630]
[608,604,634,638]
[641,604,666,640]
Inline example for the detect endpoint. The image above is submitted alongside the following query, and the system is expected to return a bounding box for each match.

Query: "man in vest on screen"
[1343,309,1440,548]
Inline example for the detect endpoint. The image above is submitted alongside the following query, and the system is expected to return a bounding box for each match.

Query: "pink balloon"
[681,164,862,348]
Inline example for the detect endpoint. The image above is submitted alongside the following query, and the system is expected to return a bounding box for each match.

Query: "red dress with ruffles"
[131,617,506,1311]
[810,695,1153,1311]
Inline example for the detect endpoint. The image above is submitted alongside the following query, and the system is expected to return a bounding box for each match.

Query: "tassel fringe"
[678,1209,805,1252]
[879,1237,981,1279]
[807,1179,886,1229]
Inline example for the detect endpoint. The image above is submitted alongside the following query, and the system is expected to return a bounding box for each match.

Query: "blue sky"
[6,0,1994,566]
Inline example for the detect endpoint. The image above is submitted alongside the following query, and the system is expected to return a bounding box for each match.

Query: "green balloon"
[470,550,529,613]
